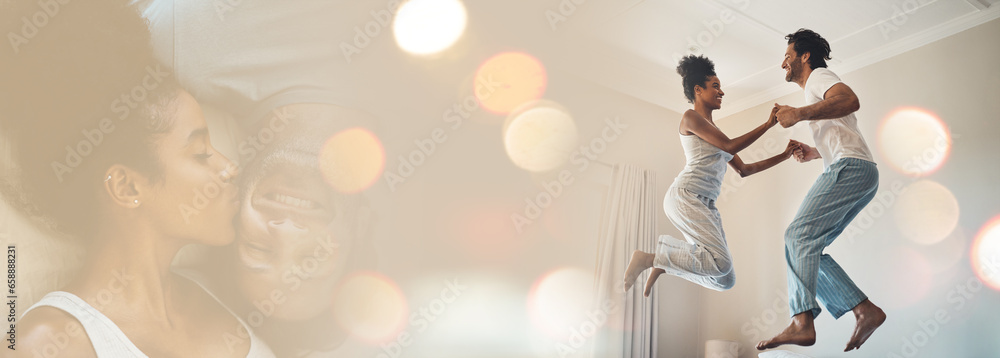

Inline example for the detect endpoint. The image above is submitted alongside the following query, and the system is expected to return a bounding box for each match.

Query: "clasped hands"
[785,139,820,163]
[768,103,802,128]
[767,105,820,163]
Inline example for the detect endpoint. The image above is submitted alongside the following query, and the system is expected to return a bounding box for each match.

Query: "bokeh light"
[502,100,578,172]
[971,215,1000,291]
[877,108,951,177]
[393,0,467,55]
[893,180,960,245]
[408,274,535,356]
[880,247,933,309]
[914,227,968,274]
[319,127,385,193]
[542,200,572,242]
[474,52,547,115]
[527,267,594,340]
[332,272,409,344]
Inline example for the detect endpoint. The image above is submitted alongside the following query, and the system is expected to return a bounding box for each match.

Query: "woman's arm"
[728,140,799,177]
[684,107,779,156]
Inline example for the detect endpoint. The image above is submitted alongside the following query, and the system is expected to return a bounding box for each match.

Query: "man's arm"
[798,82,860,120]
[775,83,861,127]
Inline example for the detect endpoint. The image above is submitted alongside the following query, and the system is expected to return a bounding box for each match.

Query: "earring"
[134,199,139,205]
[105,175,112,182]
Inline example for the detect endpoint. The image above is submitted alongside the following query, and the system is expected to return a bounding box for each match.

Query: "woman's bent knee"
[713,272,736,291]
[710,255,734,277]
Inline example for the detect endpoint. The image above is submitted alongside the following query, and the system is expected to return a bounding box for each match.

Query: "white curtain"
[592,163,658,358]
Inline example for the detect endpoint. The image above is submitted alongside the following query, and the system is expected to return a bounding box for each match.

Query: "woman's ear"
[103,165,144,208]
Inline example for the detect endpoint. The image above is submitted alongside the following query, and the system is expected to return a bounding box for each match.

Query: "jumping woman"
[623,55,800,295]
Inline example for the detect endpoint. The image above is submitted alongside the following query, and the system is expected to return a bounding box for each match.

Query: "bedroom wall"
[0,42,709,358]
[704,17,1000,358]
[358,58,709,356]
[3,6,996,357]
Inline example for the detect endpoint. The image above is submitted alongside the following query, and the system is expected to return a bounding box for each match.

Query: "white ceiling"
[550,0,1000,119]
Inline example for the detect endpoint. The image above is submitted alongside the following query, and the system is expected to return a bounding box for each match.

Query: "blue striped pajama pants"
[785,158,879,319]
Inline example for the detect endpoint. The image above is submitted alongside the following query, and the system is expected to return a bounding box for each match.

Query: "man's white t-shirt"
[803,67,875,168]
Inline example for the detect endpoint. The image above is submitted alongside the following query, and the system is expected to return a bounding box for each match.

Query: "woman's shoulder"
[681,109,700,119]
[16,305,98,358]
[681,109,712,125]
[679,109,704,135]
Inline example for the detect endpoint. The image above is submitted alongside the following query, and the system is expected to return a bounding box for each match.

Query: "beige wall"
[696,17,1000,358]
[3,7,997,357]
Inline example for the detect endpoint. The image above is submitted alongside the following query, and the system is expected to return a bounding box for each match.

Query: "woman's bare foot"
[845,299,886,352]
[623,250,654,292]
[643,268,665,297]
[757,312,816,350]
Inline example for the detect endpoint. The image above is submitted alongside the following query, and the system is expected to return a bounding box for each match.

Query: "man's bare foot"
[845,299,886,352]
[757,312,816,350]
[643,268,665,297]
[623,250,654,292]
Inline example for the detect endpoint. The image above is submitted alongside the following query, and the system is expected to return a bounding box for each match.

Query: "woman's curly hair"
[0,0,180,237]
[676,55,717,104]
